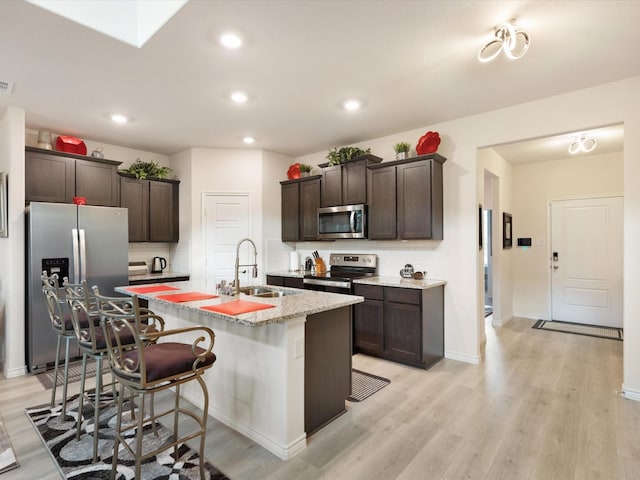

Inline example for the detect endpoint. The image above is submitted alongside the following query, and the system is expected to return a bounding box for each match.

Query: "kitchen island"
[115,282,363,460]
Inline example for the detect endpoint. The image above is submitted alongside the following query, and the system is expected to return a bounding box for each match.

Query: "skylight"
[26,0,189,48]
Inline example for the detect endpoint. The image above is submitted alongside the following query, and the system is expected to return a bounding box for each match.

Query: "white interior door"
[204,194,250,290]
[550,197,623,327]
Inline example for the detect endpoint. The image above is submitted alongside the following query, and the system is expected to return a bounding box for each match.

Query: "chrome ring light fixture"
[478,21,530,62]
[568,135,597,154]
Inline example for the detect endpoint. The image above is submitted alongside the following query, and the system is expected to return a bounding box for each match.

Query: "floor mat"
[0,415,19,474]
[25,394,230,479]
[347,369,390,402]
[532,319,623,341]
[35,360,109,390]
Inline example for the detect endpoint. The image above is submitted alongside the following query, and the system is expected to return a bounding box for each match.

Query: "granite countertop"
[354,276,446,289]
[128,271,190,282]
[115,281,362,327]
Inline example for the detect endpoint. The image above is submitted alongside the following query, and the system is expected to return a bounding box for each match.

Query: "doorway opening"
[483,208,493,316]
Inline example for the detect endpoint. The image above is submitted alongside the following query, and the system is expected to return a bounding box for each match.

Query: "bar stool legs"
[50,332,72,418]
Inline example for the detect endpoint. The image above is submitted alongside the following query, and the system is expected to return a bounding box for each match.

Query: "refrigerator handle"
[72,228,80,282]
[79,229,87,282]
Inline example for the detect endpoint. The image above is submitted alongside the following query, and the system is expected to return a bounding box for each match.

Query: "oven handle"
[303,278,351,290]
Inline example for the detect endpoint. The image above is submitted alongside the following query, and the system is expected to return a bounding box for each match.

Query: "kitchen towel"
[126,285,180,294]
[290,251,299,271]
[156,292,218,303]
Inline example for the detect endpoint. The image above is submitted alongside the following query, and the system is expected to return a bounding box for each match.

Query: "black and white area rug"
[347,369,391,402]
[0,415,19,474]
[25,393,230,479]
[532,319,623,341]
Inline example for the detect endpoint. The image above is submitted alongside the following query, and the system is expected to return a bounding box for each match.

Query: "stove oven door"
[303,277,352,294]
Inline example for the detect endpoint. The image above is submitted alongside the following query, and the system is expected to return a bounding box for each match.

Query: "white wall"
[262,150,296,273]
[170,147,292,289]
[511,151,624,320]
[0,107,26,377]
[25,128,171,170]
[478,148,514,330]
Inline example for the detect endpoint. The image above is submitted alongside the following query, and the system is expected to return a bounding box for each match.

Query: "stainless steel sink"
[252,291,286,298]
[237,286,298,297]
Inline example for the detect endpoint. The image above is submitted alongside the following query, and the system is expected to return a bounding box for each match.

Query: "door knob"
[553,265,559,270]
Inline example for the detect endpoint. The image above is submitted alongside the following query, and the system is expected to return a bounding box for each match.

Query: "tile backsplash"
[128,243,172,272]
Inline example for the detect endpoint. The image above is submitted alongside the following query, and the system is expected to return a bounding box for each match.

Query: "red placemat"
[156,292,218,303]
[126,285,180,294]
[201,300,275,316]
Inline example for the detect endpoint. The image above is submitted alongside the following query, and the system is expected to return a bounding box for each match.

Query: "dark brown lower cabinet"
[266,275,303,289]
[353,284,384,354]
[354,283,444,369]
[305,306,352,435]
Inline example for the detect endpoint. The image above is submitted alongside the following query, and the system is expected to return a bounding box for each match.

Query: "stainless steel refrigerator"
[26,202,128,372]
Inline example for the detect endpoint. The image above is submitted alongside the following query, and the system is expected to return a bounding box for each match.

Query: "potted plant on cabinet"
[326,146,372,165]
[393,142,411,160]
[299,164,312,177]
[120,159,172,179]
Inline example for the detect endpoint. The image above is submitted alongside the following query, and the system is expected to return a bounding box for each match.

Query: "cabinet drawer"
[385,287,421,305]
[354,283,384,300]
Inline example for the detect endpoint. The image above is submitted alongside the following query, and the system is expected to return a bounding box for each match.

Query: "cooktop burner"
[304,253,377,281]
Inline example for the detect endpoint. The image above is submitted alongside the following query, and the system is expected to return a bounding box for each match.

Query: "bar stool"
[93,287,216,480]
[41,272,92,417]
[65,279,161,462]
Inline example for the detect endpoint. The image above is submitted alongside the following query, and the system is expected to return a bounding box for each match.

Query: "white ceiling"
[0,1,637,160]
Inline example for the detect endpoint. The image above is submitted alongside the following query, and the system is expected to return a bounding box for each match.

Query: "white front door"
[550,197,623,327]
[203,194,250,290]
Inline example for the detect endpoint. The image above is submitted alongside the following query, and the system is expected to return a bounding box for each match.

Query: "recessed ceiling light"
[242,136,255,144]
[111,114,128,124]
[230,91,249,104]
[343,99,361,111]
[220,32,242,49]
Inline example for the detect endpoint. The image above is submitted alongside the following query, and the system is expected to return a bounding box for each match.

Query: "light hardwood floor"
[1,317,639,480]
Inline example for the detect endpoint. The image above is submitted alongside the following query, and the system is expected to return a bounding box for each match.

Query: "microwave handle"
[350,211,356,233]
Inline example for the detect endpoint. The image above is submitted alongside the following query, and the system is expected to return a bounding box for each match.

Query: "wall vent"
[0,80,14,95]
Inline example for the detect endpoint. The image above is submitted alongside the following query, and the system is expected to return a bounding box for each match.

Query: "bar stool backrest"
[92,286,164,390]
[64,279,100,351]
[41,271,70,335]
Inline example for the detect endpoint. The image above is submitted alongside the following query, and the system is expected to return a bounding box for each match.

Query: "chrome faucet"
[235,238,258,298]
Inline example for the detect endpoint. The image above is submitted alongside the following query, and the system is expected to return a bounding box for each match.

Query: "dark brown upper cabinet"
[280,175,321,242]
[320,155,382,207]
[25,147,121,207]
[367,154,446,240]
[120,175,179,242]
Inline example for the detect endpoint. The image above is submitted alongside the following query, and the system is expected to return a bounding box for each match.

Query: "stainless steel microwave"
[318,204,367,239]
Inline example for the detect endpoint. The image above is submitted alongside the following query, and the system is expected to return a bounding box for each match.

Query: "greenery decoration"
[120,159,172,179]
[325,146,372,166]
[393,142,411,153]
[299,164,312,173]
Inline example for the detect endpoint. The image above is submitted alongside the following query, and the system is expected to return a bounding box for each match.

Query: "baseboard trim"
[445,351,481,365]
[513,312,549,321]
[621,384,640,402]
[4,365,27,378]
